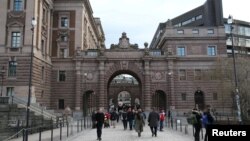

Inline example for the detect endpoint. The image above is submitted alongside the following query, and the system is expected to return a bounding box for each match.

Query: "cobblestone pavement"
[67,122,194,141]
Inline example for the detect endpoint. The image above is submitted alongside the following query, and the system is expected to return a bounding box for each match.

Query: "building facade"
[0,0,104,110]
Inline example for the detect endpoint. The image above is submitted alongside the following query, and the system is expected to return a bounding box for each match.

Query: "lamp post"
[227,15,242,123]
[0,66,5,96]
[83,72,87,128]
[25,17,37,141]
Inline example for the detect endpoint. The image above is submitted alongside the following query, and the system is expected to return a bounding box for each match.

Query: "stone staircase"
[0,97,60,141]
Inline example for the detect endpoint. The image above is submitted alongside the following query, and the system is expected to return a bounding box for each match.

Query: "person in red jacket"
[159,110,166,131]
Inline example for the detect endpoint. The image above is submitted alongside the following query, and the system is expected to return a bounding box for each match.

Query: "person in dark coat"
[134,110,145,137]
[192,108,202,141]
[148,108,160,137]
[203,106,214,141]
[121,109,128,130]
[127,108,134,130]
[95,108,105,141]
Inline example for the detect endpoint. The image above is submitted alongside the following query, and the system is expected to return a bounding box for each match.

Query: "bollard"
[175,119,177,130]
[81,119,83,131]
[180,121,182,132]
[185,125,188,134]
[77,120,79,132]
[39,127,42,141]
[171,117,173,129]
[16,120,20,138]
[67,122,69,137]
[22,129,25,141]
[51,123,53,141]
[60,122,62,140]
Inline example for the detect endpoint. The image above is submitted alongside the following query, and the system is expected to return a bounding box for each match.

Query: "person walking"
[127,108,134,130]
[95,108,105,141]
[148,108,160,137]
[192,108,202,141]
[134,110,145,137]
[159,109,166,131]
[202,106,214,141]
[110,109,117,128]
[121,109,128,130]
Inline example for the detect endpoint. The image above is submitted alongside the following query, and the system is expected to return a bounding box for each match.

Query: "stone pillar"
[98,61,105,110]
[144,60,151,111]
[168,60,176,109]
[75,61,81,110]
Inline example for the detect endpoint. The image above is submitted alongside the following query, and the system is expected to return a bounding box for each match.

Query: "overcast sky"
[90,0,250,48]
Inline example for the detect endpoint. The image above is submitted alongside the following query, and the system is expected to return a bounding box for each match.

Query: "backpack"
[160,113,165,121]
[187,114,197,125]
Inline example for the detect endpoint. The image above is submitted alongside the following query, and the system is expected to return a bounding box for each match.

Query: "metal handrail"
[11,96,57,120]
[3,128,25,141]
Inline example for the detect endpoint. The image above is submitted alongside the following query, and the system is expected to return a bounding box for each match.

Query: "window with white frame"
[177,46,186,56]
[13,0,23,11]
[6,87,14,97]
[11,32,21,48]
[207,29,214,34]
[60,17,69,28]
[8,61,17,77]
[61,35,68,42]
[207,46,216,56]
[59,48,68,58]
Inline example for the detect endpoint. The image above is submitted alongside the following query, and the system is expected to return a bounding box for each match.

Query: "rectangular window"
[41,39,45,55]
[59,70,66,81]
[61,35,68,42]
[192,29,199,34]
[208,29,214,34]
[59,48,68,58]
[6,87,14,97]
[207,46,216,56]
[213,92,218,100]
[177,46,186,56]
[61,17,69,27]
[181,93,186,101]
[42,66,44,80]
[8,61,17,77]
[58,99,64,109]
[14,0,23,11]
[195,69,202,80]
[177,29,184,34]
[11,32,21,48]
[179,69,186,80]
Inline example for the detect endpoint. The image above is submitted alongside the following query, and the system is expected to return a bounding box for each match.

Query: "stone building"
[0,0,104,110]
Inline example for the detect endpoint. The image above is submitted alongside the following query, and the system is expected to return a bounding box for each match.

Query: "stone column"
[75,61,81,110]
[168,60,176,109]
[144,60,151,111]
[98,61,105,110]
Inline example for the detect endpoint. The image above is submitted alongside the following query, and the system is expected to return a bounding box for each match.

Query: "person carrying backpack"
[192,108,202,141]
[202,106,214,141]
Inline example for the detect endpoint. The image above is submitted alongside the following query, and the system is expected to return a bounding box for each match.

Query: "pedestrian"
[134,110,145,137]
[202,106,214,141]
[110,109,117,128]
[159,109,166,131]
[148,108,160,137]
[121,109,128,130]
[192,108,202,141]
[95,108,105,141]
[127,108,134,130]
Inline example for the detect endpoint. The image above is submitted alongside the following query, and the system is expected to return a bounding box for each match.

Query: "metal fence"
[4,116,93,141]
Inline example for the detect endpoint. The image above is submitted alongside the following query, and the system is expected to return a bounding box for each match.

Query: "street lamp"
[83,72,87,128]
[227,15,242,123]
[0,66,5,97]
[25,17,37,141]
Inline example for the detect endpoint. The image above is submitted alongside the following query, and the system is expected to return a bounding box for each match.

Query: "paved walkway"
[67,122,194,141]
